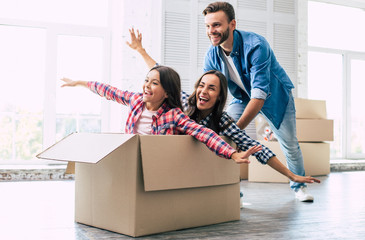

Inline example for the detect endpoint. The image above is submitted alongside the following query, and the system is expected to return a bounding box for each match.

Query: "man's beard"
[210,27,230,46]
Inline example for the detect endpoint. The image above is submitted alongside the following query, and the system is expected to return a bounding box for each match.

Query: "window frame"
[308,45,365,160]
[0,9,112,165]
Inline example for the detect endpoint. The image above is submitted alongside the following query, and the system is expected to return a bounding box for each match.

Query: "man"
[203,1,313,202]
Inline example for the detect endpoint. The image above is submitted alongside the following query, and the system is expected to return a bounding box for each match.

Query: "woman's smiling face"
[143,70,168,111]
[196,73,221,117]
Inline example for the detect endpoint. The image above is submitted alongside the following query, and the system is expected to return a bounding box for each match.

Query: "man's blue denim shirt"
[204,29,294,129]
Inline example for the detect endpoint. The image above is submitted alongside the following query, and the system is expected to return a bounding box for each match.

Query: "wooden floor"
[1,171,364,240]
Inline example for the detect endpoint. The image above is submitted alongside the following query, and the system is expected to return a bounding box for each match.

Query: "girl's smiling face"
[196,73,221,117]
[143,70,168,111]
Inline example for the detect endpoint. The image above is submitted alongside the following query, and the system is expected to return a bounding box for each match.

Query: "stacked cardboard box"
[294,98,333,176]
[37,133,240,237]
[248,98,333,183]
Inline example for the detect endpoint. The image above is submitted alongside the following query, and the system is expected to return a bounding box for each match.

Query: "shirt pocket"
[157,123,176,135]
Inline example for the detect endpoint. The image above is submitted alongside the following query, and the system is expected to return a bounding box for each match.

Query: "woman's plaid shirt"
[181,91,275,164]
[87,82,236,159]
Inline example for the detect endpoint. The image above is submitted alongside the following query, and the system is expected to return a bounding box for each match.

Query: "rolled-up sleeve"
[251,88,267,100]
[248,40,272,100]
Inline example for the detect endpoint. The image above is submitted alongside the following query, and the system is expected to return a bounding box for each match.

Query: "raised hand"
[231,145,262,164]
[126,28,143,51]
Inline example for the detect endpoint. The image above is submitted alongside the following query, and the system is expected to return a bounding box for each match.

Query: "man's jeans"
[226,94,306,191]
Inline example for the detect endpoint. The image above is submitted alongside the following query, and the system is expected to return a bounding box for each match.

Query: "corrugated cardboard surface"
[75,136,140,235]
[240,164,248,180]
[249,141,289,183]
[37,133,240,237]
[140,135,239,191]
[296,119,334,142]
[248,141,330,183]
[295,98,327,119]
[65,162,75,174]
[300,142,330,176]
[37,132,135,163]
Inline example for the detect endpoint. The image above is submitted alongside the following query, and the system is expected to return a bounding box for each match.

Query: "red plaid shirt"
[88,81,236,159]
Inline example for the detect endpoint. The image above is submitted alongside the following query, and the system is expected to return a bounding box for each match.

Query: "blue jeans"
[226,94,306,191]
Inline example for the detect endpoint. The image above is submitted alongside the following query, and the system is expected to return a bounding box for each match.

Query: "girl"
[126,28,320,186]
[61,65,261,163]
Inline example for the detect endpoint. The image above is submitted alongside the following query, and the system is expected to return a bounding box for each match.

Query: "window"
[0,0,111,164]
[307,52,342,158]
[0,0,108,27]
[308,1,365,159]
[0,26,46,162]
[56,35,104,140]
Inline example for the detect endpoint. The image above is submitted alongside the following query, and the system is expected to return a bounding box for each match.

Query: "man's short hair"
[202,1,235,22]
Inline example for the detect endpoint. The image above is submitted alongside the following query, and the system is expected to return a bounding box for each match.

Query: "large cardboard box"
[37,133,240,237]
[300,142,330,176]
[248,141,289,183]
[240,164,248,180]
[248,141,330,183]
[296,119,334,142]
[295,98,327,119]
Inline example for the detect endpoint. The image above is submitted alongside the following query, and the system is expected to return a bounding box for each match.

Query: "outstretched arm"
[267,156,321,184]
[126,28,157,69]
[61,78,88,88]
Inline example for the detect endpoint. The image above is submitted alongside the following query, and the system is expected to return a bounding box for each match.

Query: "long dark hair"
[148,65,183,110]
[186,70,231,133]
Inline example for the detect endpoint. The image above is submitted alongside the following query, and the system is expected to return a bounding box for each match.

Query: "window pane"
[0,26,46,113]
[56,35,103,115]
[350,59,365,156]
[0,115,13,160]
[0,0,108,27]
[307,52,342,158]
[79,118,101,133]
[308,1,365,52]
[56,118,76,141]
[0,25,45,161]
[56,35,103,140]
[15,115,43,161]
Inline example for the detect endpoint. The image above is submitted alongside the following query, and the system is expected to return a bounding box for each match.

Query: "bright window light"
[0,0,108,27]
[308,1,365,52]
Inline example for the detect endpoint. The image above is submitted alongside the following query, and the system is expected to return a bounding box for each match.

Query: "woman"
[126,28,320,185]
[61,65,261,163]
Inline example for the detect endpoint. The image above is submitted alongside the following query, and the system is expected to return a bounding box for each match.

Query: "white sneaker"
[295,186,314,202]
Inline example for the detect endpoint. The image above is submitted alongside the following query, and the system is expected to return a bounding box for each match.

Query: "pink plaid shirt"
[88,81,236,159]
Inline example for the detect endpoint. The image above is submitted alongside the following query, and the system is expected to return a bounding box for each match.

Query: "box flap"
[140,135,239,191]
[37,132,135,163]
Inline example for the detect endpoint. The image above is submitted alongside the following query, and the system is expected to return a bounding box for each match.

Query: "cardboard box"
[65,162,75,174]
[295,98,327,119]
[300,142,330,176]
[248,141,289,183]
[248,141,330,183]
[296,119,334,142]
[37,133,240,237]
[240,164,248,180]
